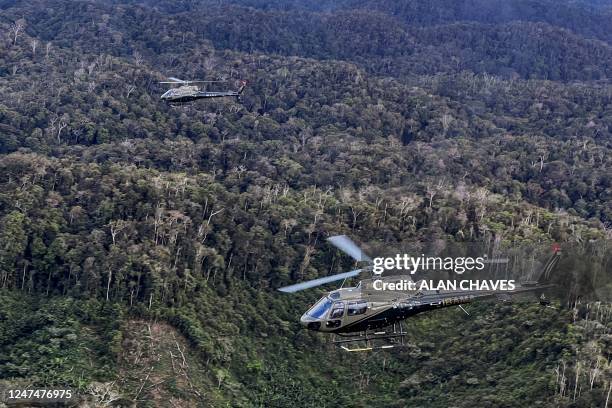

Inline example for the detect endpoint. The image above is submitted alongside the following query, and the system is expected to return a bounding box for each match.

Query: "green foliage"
[0,0,610,406]
[0,291,121,388]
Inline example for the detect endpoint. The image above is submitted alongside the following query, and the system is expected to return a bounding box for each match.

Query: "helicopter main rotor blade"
[160,78,227,84]
[327,235,372,263]
[278,268,364,293]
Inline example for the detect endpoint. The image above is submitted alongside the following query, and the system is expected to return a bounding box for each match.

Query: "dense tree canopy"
[0,0,610,406]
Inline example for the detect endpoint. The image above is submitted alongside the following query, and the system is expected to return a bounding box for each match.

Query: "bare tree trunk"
[573,362,580,401]
[57,121,67,144]
[106,268,112,301]
[21,264,27,290]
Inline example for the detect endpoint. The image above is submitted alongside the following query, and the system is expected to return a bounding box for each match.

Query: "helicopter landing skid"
[332,322,408,352]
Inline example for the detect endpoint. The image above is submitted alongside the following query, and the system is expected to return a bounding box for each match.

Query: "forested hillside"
[0,0,610,406]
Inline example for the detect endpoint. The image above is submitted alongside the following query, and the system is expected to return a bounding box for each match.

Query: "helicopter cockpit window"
[347,300,368,316]
[329,302,345,319]
[307,297,333,319]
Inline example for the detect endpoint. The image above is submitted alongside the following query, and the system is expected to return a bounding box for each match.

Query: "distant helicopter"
[160,77,247,104]
[279,236,561,351]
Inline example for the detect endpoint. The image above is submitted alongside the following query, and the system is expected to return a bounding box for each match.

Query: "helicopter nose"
[300,314,321,331]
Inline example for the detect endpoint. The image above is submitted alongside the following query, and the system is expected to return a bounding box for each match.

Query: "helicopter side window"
[329,302,345,319]
[347,300,368,316]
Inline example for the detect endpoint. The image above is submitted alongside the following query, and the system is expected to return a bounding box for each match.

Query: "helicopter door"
[329,302,345,319]
[326,302,345,329]
[347,300,368,316]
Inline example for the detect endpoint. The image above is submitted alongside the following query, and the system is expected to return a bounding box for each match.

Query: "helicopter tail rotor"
[237,80,247,93]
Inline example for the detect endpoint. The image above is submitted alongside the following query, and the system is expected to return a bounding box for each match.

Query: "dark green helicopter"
[160,77,247,103]
[279,236,560,351]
